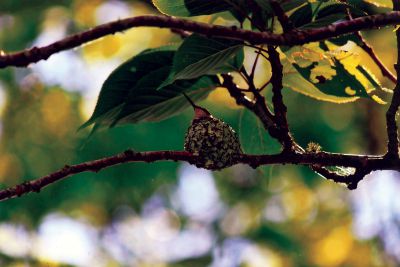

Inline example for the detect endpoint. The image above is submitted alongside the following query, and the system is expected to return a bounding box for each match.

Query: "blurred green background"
[0,0,399,266]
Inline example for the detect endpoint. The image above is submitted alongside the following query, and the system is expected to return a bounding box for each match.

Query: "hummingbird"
[183,93,242,170]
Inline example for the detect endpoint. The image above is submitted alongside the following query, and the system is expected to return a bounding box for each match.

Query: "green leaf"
[159,34,244,89]
[289,3,312,28]
[152,0,232,16]
[80,46,219,130]
[294,1,367,29]
[279,0,308,12]
[253,0,272,11]
[326,34,362,46]
[282,41,384,102]
[293,59,369,98]
[239,109,280,154]
[283,64,359,103]
[80,47,176,129]
[113,69,218,125]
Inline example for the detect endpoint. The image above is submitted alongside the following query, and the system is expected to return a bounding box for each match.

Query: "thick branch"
[267,45,294,151]
[221,73,277,131]
[0,150,398,201]
[2,13,400,67]
[0,150,195,201]
[385,1,400,158]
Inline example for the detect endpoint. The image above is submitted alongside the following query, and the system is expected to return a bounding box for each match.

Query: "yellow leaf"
[344,87,357,96]
[286,45,327,68]
[310,62,336,83]
[283,60,359,103]
[364,0,392,8]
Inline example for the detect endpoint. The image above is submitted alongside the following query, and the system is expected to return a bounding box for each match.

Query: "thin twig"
[356,32,397,83]
[343,0,397,83]
[250,45,263,79]
[2,13,400,68]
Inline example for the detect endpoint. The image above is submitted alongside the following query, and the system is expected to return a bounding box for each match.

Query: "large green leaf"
[282,41,386,103]
[293,59,369,98]
[159,34,243,89]
[288,1,367,30]
[80,47,218,130]
[80,48,176,129]
[152,0,232,16]
[283,64,359,103]
[112,68,218,125]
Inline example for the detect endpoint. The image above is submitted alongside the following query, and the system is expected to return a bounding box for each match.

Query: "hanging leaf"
[80,47,219,130]
[152,0,232,16]
[159,34,244,89]
[112,68,218,125]
[80,47,176,129]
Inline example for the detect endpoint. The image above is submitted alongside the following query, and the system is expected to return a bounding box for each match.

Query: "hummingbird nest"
[184,116,242,170]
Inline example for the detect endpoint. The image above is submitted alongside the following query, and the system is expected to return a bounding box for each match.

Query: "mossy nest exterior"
[184,117,242,170]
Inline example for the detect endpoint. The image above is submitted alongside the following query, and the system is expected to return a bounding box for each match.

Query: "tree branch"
[221,73,277,131]
[385,1,400,158]
[0,149,398,202]
[267,45,294,151]
[2,13,400,68]
[0,150,195,201]
[223,67,367,189]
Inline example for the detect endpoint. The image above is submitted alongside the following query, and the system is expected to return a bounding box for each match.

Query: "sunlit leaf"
[363,0,392,8]
[283,64,359,103]
[282,41,387,103]
[294,59,369,98]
